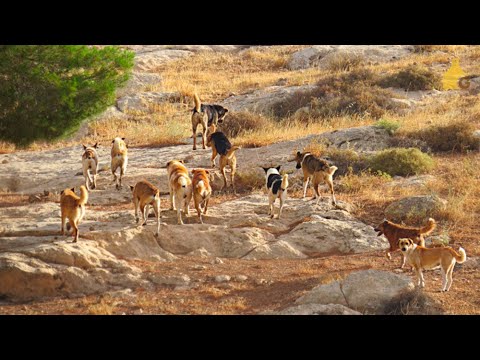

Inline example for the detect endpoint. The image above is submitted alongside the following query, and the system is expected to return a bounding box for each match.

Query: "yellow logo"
[442,58,466,90]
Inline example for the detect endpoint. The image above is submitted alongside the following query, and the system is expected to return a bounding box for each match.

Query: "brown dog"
[60,185,88,243]
[294,151,338,205]
[207,124,240,192]
[130,180,161,236]
[374,218,436,268]
[82,143,99,190]
[191,169,212,224]
[398,238,466,291]
[166,160,193,225]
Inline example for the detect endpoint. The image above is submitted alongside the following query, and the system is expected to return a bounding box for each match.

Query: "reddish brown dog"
[374,218,436,268]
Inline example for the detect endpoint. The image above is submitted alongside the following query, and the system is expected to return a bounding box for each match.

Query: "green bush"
[367,148,434,177]
[0,45,134,146]
[378,65,442,91]
[408,121,480,153]
[375,118,401,135]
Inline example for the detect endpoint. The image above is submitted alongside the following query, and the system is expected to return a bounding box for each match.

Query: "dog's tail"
[226,146,241,159]
[78,185,89,206]
[281,174,289,191]
[450,247,467,264]
[178,176,188,188]
[194,93,201,112]
[327,165,338,176]
[420,218,436,236]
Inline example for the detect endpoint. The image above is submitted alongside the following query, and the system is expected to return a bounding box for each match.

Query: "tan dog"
[294,151,338,205]
[374,218,436,268]
[207,124,240,192]
[111,137,128,190]
[398,238,466,292]
[60,185,88,243]
[191,169,212,224]
[82,143,99,190]
[167,160,193,225]
[130,180,161,236]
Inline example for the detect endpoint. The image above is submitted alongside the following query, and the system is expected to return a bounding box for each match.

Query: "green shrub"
[375,118,401,135]
[0,45,134,146]
[378,65,442,91]
[325,52,365,72]
[407,121,480,153]
[367,148,434,177]
[221,111,270,139]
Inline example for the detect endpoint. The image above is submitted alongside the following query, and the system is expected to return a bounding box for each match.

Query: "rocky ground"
[1,45,479,315]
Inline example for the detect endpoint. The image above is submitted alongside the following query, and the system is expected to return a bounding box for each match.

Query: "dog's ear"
[166,161,171,167]
[71,187,75,192]
[82,144,87,150]
[276,165,281,172]
[383,218,388,225]
[129,185,134,191]
[224,108,229,113]
[179,160,185,164]
[60,190,65,195]
[112,139,115,144]
[93,142,98,148]
[408,239,414,246]
[296,151,301,157]
[122,137,125,141]
[261,167,269,173]
[204,170,210,175]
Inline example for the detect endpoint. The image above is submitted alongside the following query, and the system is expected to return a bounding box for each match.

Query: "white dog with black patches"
[262,166,289,219]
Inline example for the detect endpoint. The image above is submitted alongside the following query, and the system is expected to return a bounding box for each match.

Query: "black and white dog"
[262,166,289,219]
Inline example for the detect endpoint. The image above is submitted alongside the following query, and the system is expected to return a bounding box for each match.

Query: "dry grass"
[84,296,117,315]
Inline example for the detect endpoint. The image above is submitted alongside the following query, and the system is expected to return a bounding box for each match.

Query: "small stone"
[192,265,207,271]
[235,275,248,282]
[133,308,143,315]
[89,226,95,231]
[215,275,231,283]
[255,279,268,285]
[2,159,8,164]
[211,257,224,265]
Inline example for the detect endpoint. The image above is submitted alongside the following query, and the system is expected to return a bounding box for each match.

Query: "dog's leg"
[92,165,98,190]
[268,194,274,218]
[230,161,237,194]
[400,252,406,269]
[169,184,175,210]
[211,148,218,168]
[142,204,149,226]
[201,125,207,150]
[326,176,336,205]
[203,196,210,215]
[418,269,425,288]
[118,161,126,190]
[111,162,118,187]
[192,123,198,150]
[441,267,447,292]
[175,193,184,225]
[278,191,286,219]
[134,197,140,224]
[445,262,455,291]
[152,199,161,237]
[221,165,228,191]
[61,212,66,235]
[71,220,79,243]
[302,176,310,198]
[194,196,203,224]
[83,168,91,191]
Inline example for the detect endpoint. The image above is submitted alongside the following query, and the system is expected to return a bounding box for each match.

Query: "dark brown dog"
[374,218,436,268]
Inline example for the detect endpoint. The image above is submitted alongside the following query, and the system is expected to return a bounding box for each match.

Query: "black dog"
[191,93,229,150]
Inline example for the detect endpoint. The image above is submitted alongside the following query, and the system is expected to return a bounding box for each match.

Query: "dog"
[60,185,88,243]
[166,160,193,225]
[130,180,161,236]
[191,93,229,150]
[82,143,99,190]
[398,238,466,291]
[207,124,240,192]
[262,166,289,219]
[191,169,212,224]
[374,218,436,268]
[111,137,128,190]
[294,151,338,205]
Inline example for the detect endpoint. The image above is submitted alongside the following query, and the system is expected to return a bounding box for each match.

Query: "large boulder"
[221,85,317,115]
[316,126,392,152]
[288,45,413,70]
[134,49,194,72]
[268,303,361,315]
[384,195,447,223]
[116,92,181,113]
[116,72,163,98]
[295,270,415,314]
